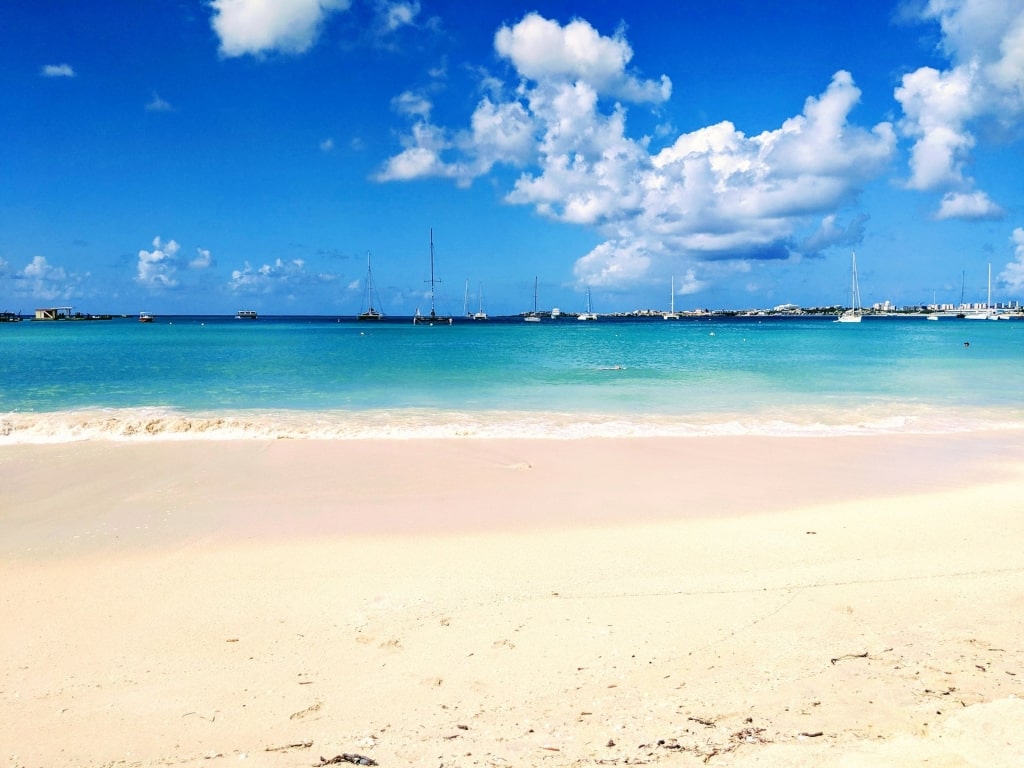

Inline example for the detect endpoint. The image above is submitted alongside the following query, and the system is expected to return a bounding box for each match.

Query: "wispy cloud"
[190,247,214,270]
[229,258,333,295]
[378,0,420,33]
[145,92,173,112]
[41,63,75,78]
[998,228,1024,292]
[209,0,352,57]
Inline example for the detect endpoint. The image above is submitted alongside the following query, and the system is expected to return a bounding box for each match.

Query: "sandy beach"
[2,433,1024,767]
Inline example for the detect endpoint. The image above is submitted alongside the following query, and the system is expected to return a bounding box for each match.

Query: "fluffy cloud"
[379,14,896,289]
[998,227,1024,292]
[494,13,671,103]
[895,0,1024,217]
[209,0,351,57]
[137,236,180,289]
[376,120,456,182]
[935,190,1004,220]
[572,70,894,276]
[41,63,75,78]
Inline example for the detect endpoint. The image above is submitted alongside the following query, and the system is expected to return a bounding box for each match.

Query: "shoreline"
[3,433,1024,766]
[4,403,1024,444]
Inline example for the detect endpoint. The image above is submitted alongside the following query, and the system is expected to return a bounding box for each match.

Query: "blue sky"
[2,0,1023,316]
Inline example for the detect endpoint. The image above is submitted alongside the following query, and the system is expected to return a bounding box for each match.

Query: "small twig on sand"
[266,741,313,752]
[830,651,868,665]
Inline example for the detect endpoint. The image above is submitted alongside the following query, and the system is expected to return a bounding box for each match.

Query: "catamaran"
[357,252,384,321]
[835,251,862,323]
[964,263,1012,320]
[413,230,452,325]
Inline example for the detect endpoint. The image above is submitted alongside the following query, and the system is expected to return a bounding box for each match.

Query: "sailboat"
[463,279,488,320]
[524,276,541,322]
[835,251,862,323]
[473,282,488,321]
[663,275,680,319]
[577,287,597,320]
[357,252,384,321]
[413,229,452,325]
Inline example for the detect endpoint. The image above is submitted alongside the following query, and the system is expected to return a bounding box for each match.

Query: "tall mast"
[366,251,374,312]
[850,251,858,310]
[427,228,438,316]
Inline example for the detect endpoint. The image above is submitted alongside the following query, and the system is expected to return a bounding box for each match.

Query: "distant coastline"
[9,300,1022,323]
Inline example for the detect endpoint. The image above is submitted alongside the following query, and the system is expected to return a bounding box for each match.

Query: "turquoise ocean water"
[2,315,1023,442]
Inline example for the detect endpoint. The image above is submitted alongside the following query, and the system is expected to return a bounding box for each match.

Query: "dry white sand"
[2,433,1024,767]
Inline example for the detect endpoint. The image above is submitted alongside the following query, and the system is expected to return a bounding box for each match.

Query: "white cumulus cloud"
[209,0,351,57]
[137,236,180,288]
[378,14,896,291]
[895,0,1024,217]
[935,189,1004,220]
[494,12,671,103]
[16,256,83,301]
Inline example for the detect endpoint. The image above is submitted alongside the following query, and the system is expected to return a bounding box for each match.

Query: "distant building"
[773,303,800,312]
[34,306,74,320]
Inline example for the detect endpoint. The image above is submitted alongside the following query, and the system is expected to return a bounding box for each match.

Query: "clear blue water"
[2,315,1023,441]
